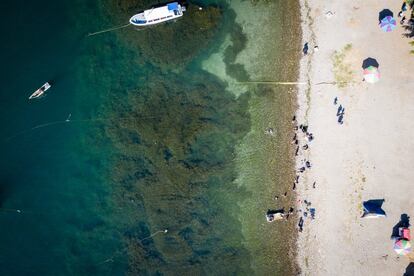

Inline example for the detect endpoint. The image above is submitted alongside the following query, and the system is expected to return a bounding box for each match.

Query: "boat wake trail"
[4,115,160,142]
[4,118,107,141]
[97,229,168,266]
[87,23,131,37]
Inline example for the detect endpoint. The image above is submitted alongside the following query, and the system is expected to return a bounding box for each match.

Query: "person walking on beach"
[303,42,309,55]
[337,105,343,116]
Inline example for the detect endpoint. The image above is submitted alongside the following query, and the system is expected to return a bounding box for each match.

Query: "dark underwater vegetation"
[0,0,300,274]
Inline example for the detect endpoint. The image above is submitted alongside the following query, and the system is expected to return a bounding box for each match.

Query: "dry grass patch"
[332,44,355,88]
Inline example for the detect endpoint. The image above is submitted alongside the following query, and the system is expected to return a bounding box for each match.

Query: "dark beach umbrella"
[362,58,379,69]
[405,263,414,276]
[378,9,393,23]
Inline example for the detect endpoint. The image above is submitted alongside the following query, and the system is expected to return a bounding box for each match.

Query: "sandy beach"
[296,0,414,275]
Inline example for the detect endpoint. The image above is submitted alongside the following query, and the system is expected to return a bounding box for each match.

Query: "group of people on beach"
[302,42,319,56]
[334,97,345,125]
[398,1,414,25]
[270,115,316,231]
[293,116,317,232]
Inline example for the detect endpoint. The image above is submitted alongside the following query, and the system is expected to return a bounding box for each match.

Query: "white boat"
[129,2,186,27]
[29,82,51,99]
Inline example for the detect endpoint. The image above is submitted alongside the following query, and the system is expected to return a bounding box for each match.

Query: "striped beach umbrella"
[394,239,411,255]
[363,66,380,83]
[380,16,397,32]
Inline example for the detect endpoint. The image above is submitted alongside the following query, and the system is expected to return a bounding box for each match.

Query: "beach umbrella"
[394,239,411,255]
[363,66,380,83]
[380,16,397,32]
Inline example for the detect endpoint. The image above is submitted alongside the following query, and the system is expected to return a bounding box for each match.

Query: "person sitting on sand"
[302,125,308,133]
[402,1,407,11]
[338,114,344,124]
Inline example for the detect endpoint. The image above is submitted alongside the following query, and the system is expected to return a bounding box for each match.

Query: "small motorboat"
[129,2,186,27]
[29,82,51,99]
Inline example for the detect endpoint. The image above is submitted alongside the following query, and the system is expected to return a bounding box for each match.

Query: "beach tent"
[361,199,386,218]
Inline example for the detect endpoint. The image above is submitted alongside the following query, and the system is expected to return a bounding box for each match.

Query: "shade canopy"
[363,66,380,83]
[380,16,397,32]
[361,199,386,218]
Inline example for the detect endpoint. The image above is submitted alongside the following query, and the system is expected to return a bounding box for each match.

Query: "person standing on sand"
[298,217,304,232]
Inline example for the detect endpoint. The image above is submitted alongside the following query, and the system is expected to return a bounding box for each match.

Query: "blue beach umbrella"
[380,16,397,32]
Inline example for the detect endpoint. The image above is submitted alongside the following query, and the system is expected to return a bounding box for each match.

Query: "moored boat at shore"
[29,82,51,99]
[129,2,186,27]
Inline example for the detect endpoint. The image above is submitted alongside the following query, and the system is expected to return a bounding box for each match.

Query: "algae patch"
[113,1,222,69]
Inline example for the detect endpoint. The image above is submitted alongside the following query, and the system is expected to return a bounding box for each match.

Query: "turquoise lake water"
[0,0,300,275]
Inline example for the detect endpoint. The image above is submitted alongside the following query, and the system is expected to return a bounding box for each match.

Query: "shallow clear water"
[0,0,300,275]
